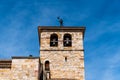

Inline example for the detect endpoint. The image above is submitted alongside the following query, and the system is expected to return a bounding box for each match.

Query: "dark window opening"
[50,34,58,47]
[45,61,50,71]
[63,34,72,47]
[65,57,67,62]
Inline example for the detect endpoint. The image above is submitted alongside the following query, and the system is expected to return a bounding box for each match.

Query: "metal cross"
[57,17,63,27]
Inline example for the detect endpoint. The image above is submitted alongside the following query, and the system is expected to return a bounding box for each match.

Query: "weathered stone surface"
[0,58,40,80]
[11,58,40,80]
[40,30,85,80]
[40,32,83,51]
[0,69,12,80]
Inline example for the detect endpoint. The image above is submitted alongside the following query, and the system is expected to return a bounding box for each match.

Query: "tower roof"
[38,26,85,32]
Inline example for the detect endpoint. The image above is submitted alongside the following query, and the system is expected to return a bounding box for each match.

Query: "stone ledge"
[40,49,84,51]
[12,56,39,59]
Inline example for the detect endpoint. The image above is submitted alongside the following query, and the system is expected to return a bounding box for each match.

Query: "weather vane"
[57,17,63,27]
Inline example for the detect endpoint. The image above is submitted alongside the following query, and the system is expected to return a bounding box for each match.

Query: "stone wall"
[40,31,85,80]
[12,57,40,80]
[0,69,12,80]
[0,57,40,80]
[40,51,84,80]
[40,32,83,50]
[0,60,12,80]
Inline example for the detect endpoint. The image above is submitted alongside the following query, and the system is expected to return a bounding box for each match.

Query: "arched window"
[63,34,72,47]
[50,33,58,47]
[45,61,50,71]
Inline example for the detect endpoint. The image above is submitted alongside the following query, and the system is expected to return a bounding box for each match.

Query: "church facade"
[0,26,85,80]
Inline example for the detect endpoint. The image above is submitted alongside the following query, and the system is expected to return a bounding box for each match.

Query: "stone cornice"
[12,56,39,59]
[40,49,84,51]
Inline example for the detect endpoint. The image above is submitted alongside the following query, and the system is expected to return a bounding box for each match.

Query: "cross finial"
[57,17,63,27]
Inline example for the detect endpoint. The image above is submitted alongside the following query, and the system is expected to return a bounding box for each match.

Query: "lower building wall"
[0,69,12,80]
[12,58,40,80]
[0,57,40,80]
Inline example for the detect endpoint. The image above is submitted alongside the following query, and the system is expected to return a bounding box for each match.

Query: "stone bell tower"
[38,26,85,80]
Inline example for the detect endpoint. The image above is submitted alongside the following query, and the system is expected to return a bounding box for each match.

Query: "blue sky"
[0,0,120,80]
